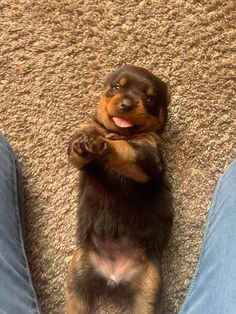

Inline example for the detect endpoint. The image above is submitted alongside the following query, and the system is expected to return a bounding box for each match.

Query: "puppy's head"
[96,65,170,135]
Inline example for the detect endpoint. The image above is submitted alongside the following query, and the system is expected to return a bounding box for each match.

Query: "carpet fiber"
[1,1,235,313]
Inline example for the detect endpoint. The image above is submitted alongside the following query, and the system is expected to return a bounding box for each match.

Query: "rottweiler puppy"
[65,65,173,314]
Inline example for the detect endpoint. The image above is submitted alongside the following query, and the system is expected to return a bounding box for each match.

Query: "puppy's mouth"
[112,116,134,128]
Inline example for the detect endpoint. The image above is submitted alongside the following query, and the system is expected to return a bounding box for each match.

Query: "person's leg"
[179,159,236,314]
[0,134,41,314]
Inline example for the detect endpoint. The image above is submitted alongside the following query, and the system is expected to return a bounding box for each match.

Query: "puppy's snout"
[118,98,134,112]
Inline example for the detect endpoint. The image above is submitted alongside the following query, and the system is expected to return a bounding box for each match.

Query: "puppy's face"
[96,65,170,135]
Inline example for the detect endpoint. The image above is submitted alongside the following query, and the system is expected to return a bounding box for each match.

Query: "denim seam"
[179,172,225,313]
[10,150,41,314]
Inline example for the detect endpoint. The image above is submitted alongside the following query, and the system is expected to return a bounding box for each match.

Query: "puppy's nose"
[118,98,134,112]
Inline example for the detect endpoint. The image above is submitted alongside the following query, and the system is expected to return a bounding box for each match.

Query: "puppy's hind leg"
[131,261,163,314]
[65,247,93,314]
[65,293,90,314]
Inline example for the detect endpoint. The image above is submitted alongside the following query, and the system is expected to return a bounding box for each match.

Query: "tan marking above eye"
[119,77,127,86]
[146,87,154,96]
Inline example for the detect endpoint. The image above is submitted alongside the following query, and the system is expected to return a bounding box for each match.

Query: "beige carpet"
[1,0,235,313]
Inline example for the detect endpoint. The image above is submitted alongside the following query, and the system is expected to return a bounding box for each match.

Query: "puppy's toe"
[91,138,108,154]
[73,140,84,155]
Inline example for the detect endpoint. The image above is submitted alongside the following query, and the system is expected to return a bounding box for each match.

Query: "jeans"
[178,158,236,314]
[0,134,41,314]
[0,132,235,314]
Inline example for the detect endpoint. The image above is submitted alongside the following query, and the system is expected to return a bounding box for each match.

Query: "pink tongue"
[112,116,133,128]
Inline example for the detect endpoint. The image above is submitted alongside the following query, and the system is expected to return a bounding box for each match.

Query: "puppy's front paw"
[69,133,108,159]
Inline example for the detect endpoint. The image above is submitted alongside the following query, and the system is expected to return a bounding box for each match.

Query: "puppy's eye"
[113,83,121,91]
[147,96,155,105]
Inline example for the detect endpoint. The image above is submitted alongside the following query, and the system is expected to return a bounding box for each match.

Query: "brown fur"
[65,65,173,314]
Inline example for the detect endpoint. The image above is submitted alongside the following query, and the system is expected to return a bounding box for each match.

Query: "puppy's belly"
[90,236,145,286]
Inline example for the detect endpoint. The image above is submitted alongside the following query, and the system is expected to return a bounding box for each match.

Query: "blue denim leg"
[0,134,41,314]
[179,159,236,314]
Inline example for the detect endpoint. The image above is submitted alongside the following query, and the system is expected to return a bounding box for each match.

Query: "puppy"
[65,65,173,314]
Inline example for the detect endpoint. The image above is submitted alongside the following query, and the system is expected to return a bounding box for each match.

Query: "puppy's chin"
[112,116,133,128]
[96,108,137,136]
[96,108,161,137]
